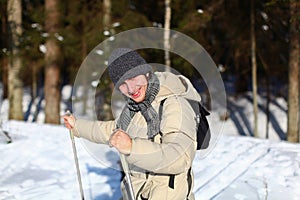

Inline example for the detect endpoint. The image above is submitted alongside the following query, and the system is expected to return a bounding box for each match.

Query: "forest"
[0,0,300,142]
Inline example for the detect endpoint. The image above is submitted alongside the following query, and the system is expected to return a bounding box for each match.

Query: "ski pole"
[120,154,135,200]
[65,110,85,200]
[112,128,135,200]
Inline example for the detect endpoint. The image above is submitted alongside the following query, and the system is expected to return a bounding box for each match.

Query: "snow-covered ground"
[1,87,300,200]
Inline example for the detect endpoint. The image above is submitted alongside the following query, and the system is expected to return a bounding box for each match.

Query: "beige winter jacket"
[72,72,200,200]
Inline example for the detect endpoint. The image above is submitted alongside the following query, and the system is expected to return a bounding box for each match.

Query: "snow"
[103,31,110,36]
[54,33,64,41]
[197,9,204,14]
[1,86,300,200]
[38,44,46,54]
[112,22,121,28]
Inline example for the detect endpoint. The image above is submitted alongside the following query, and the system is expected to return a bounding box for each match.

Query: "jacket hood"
[155,72,201,102]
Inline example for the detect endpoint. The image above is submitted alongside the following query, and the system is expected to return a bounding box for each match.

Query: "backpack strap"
[159,98,175,189]
[159,98,167,121]
[186,167,193,199]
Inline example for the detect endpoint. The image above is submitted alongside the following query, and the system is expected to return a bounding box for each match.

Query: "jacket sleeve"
[126,96,197,174]
[71,119,116,144]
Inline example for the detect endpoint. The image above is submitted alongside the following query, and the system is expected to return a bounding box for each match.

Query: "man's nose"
[126,81,135,94]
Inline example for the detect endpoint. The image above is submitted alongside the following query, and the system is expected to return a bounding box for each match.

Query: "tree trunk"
[80,0,88,116]
[251,0,258,137]
[1,1,8,99]
[164,0,171,71]
[2,58,8,99]
[258,53,270,139]
[44,0,61,124]
[98,0,113,120]
[7,0,23,120]
[103,0,111,31]
[287,0,300,143]
[32,62,37,100]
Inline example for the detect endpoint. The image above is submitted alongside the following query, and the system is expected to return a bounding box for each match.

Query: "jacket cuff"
[72,118,90,138]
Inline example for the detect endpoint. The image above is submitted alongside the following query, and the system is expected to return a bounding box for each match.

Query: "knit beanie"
[108,48,153,89]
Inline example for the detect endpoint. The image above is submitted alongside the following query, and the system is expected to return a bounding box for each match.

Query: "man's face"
[119,74,148,103]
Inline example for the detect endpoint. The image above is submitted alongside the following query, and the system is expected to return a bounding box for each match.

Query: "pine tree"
[287,0,300,143]
[44,0,62,124]
[7,0,23,120]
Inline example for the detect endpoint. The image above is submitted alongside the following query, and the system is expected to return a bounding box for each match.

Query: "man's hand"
[109,129,132,155]
[62,114,76,129]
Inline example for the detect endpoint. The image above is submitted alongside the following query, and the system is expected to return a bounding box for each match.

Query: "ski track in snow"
[1,121,300,200]
[0,87,300,200]
[195,142,268,199]
[0,121,121,200]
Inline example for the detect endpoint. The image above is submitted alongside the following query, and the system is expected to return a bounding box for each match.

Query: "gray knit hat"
[108,48,153,89]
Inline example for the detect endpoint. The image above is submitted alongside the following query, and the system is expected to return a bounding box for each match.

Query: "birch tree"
[251,0,258,137]
[7,0,23,120]
[44,0,61,124]
[164,0,171,71]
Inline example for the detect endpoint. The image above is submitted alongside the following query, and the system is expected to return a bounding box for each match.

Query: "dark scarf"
[117,73,160,139]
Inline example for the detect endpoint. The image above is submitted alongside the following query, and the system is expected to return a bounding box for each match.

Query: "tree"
[44,0,62,124]
[7,0,23,120]
[1,0,8,99]
[287,0,300,143]
[164,0,171,71]
[251,0,258,137]
[94,0,114,121]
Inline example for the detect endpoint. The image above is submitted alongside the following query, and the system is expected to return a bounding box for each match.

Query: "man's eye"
[119,83,125,89]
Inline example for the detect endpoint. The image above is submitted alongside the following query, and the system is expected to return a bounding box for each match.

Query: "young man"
[63,48,201,200]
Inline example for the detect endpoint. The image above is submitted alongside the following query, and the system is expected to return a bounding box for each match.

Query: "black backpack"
[159,98,211,150]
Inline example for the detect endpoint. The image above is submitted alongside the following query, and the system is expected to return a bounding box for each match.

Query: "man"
[63,48,200,199]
